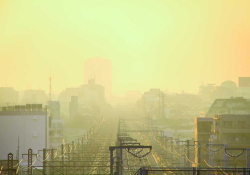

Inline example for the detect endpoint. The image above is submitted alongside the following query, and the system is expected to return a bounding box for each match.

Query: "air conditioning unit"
[33,116,38,120]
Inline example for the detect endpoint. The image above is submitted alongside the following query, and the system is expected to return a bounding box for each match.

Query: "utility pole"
[61,144,64,175]
[162,91,165,120]
[43,148,46,175]
[47,70,54,105]
[159,89,161,119]
[22,149,37,175]
[28,149,33,175]
[187,140,190,168]
[17,135,19,161]
[8,153,14,175]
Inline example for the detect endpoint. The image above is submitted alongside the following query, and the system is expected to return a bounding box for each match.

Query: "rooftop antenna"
[47,70,54,106]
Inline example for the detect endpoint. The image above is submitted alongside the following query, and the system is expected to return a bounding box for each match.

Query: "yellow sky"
[0,0,249,95]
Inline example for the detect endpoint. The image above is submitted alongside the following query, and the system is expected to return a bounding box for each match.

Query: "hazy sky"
[0,0,249,95]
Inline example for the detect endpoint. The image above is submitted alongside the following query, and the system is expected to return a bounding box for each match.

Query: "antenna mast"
[48,70,53,106]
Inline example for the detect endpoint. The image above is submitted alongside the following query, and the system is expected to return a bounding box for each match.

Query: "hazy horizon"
[0,0,249,95]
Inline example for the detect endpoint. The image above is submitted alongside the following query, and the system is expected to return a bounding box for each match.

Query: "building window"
[57,123,62,128]
[33,131,38,138]
[224,121,232,128]
[238,121,246,128]
[242,137,246,143]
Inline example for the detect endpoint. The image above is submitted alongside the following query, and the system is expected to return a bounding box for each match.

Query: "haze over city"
[0,1,250,175]
[0,0,249,95]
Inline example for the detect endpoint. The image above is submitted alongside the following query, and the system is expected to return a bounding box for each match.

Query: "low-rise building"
[213,114,250,146]
[195,114,250,167]
[212,114,250,167]
[195,117,213,142]
[206,97,250,118]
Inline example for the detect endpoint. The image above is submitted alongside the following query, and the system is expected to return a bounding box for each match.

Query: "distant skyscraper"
[84,58,112,99]
[69,96,78,118]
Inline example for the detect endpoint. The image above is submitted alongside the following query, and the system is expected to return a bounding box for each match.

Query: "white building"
[0,106,48,161]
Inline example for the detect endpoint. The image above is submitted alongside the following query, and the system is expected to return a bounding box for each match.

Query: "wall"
[0,111,47,161]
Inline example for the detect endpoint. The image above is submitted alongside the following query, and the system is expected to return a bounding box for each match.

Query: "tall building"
[84,58,112,99]
[69,96,78,118]
[50,101,60,119]
[49,101,64,148]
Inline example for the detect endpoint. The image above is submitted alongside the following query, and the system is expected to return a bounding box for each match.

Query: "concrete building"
[140,89,162,120]
[212,114,250,167]
[212,114,250,146]
[49,101,64,148]
[84,58,112,100]
[0,105,48,161]
[50,101,60,119]
[194,114,250,167]
[206,97,250,118]
[195,117,213,142]
[199,81,238,102]
[69,96,78,118]
[59,79,105,117]
[0,87,19,106]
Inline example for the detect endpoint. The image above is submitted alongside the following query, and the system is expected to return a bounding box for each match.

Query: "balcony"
[225,140,250,146]
[220,128,250,134]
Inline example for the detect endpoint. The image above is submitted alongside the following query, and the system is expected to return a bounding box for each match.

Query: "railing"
[134,167,250,175]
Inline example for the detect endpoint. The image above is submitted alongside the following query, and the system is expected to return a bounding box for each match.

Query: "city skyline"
[0,1,250,173]
[0,0,249,95]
